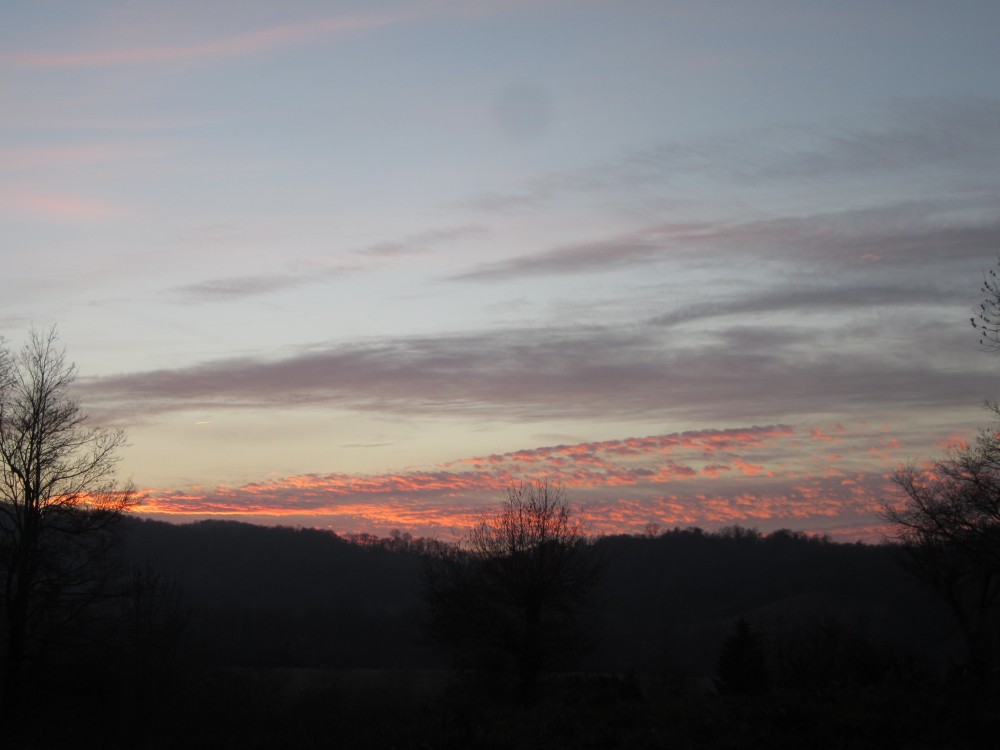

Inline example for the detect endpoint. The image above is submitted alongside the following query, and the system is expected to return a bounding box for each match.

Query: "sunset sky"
[4,1,1000,541]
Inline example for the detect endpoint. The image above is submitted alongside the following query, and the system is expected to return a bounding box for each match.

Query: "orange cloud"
[453,425,796,471]
[731,457,770,477]
[135,421,915,540]
[810,427,839,442]
[935,431,971,451]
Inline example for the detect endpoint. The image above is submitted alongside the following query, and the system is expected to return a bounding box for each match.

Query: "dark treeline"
[593,525,954,678]
[4,515,993,748]
[122,518,439,670]
[116,519,954,678]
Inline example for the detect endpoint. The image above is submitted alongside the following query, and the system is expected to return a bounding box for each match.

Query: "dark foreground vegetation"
[4,516,998,749]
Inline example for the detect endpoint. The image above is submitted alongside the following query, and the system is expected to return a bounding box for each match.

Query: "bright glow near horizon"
[3,1,1000,541]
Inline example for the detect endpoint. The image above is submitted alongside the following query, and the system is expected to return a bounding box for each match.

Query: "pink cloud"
[935,431,971,452]
[3,190,122,221]
[135,421,913,539]
[0,144,159,171]
[731,457,770,477]
[810,427,839,442]
[9,10,418,69]
[453,425,797,471]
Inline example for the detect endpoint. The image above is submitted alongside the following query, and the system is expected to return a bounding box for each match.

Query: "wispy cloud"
[8,9,421,69]
[0,143,162,171]
[463,96,1000,213]
[1,190,123,222]
[650,284,961,328]
[354,225,485,258]
[79,317,993,427]
[0,143,163,222]
[172,223,483,302]
[175,274,308,301]
[453,205,1000,282]
[451,230,669,281]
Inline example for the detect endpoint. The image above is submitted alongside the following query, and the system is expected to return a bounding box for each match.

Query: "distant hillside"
[119,518,955,677]
[591,528,954,677]
[120,517,438,669]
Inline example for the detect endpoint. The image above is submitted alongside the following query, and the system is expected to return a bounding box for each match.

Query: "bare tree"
[0,328,138,708]
[423,480,601,695]
[882,427,1000,674]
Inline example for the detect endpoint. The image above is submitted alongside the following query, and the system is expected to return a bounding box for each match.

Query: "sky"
[3,0,1000,542]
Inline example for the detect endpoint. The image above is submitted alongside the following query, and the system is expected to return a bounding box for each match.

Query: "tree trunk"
[3,569,29,711]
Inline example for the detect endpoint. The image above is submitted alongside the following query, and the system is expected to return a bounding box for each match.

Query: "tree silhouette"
[714,617,769,695]
[882,427,1000,674]
[0,328,138,708]
[423,480,601,696]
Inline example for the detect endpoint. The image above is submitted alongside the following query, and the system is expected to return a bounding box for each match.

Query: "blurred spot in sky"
[493,83,551,141]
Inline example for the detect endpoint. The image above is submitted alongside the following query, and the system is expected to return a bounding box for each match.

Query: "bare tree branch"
[972,259,1000,351]
[882,422,1000,673]
[0,327,139,709]
[423,480,601,697]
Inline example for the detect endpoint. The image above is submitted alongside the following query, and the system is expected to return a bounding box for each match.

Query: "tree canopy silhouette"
[0,328,138,708]
[423,480,601,694]
[882,426,1000,673]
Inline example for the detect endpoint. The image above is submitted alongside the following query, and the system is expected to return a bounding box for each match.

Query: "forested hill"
[120,517,435,670]
[592,527,953,676]
[119,517,953,678]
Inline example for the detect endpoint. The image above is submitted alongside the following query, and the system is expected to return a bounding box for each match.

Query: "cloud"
[8,10,419,69]
[355,224,486,258]
[136,421,908,540]
[0,143,160,171]
[453,205,1000,282]
[174,223,482,302]
[452,231,667,281]
[449,425,796,470]
[175,274,307,301]
[174,224,284,246]
[79,318,993,427]
[650,283,962,328]
[736,96,1000,182]
[1,190,122,222]
[463,96,1000,213]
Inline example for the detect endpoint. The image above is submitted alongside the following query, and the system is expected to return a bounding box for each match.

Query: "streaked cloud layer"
[3,1,999,538]
[81,318,993,425]
[141,422,911,541]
